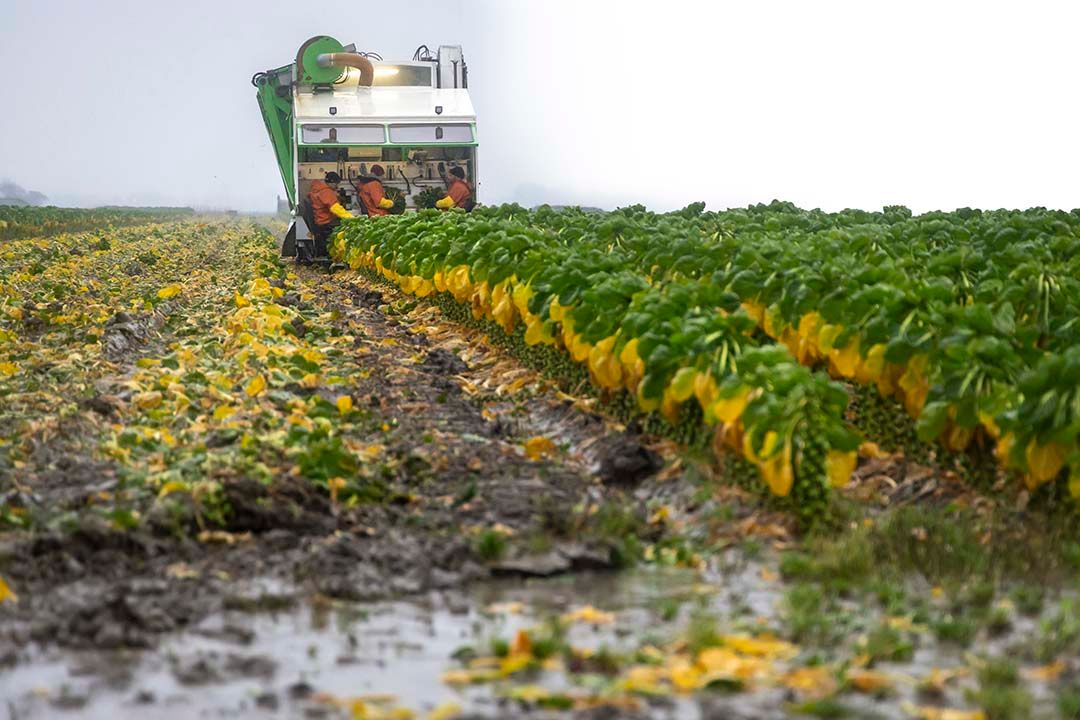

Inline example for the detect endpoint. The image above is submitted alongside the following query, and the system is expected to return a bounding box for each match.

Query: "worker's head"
[448,167,465,181]
[370,164,385,178]
[324,171,342,187]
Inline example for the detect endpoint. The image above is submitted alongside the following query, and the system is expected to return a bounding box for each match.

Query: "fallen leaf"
[1023,659,1066,682]
[336,395,353,415]
[721,634,799,659]
[245,374,267,397]
[133,390,163,409]
[619,665,668,694]
[562,605,615,625]
[524,436,557,460]
[782,666,838,699]
[427,702,463,720]
[510,629,532,656]
[859,441,892,459]
[165,562,199,580]
[0,575,17,603]
[197,530,252,544]
[157,283,183,299]
[847,668,893,693]
[158,480,189,498]
[901,703,986,720]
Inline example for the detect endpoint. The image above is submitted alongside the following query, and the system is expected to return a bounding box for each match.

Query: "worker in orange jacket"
[308,172,353,253]
[435,167,474,211]
[357,165,395,216]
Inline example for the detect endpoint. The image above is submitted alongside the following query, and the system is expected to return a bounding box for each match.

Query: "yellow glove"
[435,196,455,209]
[330,202,354,220]
[378,197,394,210]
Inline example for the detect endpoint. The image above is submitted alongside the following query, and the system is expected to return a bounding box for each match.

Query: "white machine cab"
[254,39,478,260]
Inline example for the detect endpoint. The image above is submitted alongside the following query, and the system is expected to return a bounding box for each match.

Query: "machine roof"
[294,88,476,124]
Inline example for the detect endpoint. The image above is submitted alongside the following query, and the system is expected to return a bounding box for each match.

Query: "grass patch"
[862,623,915,663]
[1058,685,1080,719]
[473,528,509,562]
[967,656,1032,720]
[785,584,843,645]
[933,614,979,647]
[1010,585,1045,617]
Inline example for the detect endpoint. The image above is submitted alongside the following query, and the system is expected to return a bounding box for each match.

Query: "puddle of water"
[3,561,1067,719]
[1,569,704,719]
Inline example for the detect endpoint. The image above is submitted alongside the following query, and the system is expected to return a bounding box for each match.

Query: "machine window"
[371,64,433,87]
[301,125,386,144]
[388,124,473,144]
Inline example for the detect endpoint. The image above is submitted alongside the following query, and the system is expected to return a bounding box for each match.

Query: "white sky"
[2,0,1078,213]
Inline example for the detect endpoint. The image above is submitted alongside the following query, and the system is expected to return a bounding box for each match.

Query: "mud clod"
[419,347,468,376]
[102,311,159,361]
[595,434,662,485]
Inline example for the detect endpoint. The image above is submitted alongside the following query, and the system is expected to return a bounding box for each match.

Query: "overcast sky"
[2,1,1078,213]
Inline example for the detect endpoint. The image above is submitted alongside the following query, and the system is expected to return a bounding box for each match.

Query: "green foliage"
[473,528,509,562]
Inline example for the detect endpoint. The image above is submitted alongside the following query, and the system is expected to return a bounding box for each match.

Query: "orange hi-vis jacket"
[436,178,473,210]
[358,178,392,217]
[309,180,343,226]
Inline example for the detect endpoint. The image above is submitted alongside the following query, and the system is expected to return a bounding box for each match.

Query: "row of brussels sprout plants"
[331,201,1080,510]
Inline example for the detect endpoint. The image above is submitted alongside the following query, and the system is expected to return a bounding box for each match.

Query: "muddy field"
[3,221,1080,719]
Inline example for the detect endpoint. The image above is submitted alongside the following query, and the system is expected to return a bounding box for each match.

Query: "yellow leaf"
[499,652,532,676]
[0,361,18,377]
[510,629,532,656]
[693,371,718,408]
[524,436,557,461]
[507,685,555,702]
[158,480,190,498]
[440,670,474,685]
[0,575,17,604]
[847,668,893,693]
[695,647,768,683]
[212,404,236,421]
[1025,440,1066,489]
[427,702,463,720]
[156,283,183,299]
[562,605,615,625]
[668,366,697,403]
[826,449,858,487]
[817,323,843,352]
[619,665,668,694]
[902,704,986,720]
[1023,659,1066,682]
[758,436,794,497]
[858,441,891,459]
[830,338,861,378]
[245,374,267,397]
[337,395,354,415]
[669,661,702,691]
[711,387,750,425]
[234,291,251,308]
[134,391,163,410]
[782,666,838,699]
[721,634,799,659]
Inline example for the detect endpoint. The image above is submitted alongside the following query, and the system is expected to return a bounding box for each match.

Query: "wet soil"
[0,265,665,659]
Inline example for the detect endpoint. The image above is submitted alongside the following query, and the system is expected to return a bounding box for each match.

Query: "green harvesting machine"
[253,36,478,257]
